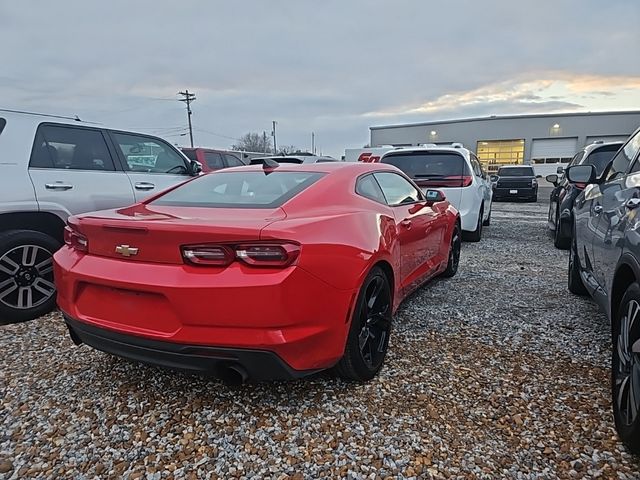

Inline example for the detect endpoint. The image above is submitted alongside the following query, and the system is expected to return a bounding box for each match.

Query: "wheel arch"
[0,211,66,243]
[371,259,395,306]
[611,255,640,324]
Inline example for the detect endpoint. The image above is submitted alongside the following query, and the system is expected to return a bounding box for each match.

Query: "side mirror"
[566,164,596,184]
[545,174,559,185]
[489,174,498,182]
[190,160,203,175]
[425,189,446,204]
[556,166,564,174]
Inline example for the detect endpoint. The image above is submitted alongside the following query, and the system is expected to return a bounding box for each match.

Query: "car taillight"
[182,245,234,266]
[575,182,586,190]
[64,226,88,252]
[182,243,300,268]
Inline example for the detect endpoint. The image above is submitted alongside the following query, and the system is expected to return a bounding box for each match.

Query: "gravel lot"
[2,199,640,479]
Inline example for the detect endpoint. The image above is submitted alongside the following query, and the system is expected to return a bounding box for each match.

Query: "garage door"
[531,138,578,159]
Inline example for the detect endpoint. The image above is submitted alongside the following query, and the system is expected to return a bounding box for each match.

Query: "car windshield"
[498,167,534,176]
[151,170,324,208]
[582,145,621,175]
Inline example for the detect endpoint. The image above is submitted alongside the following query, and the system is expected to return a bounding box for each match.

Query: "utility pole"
[311,132,315,155]
[272,121,278,154]
[177,90,196,147]
[263,131,268,153]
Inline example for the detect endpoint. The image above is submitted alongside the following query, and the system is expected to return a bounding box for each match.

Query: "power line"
[177,90,196,148]
[193,127,241,142]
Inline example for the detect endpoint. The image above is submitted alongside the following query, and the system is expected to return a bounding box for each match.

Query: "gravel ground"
[2,200,640,479]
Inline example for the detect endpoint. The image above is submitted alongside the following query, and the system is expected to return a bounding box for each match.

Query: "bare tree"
[277,145,309,155]
[232,132,273,153]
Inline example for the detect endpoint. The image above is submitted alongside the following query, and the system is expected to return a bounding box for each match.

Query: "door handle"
[134,182,155,190]
[593,205,603,215]
[45,183,73,191]
[400,219,412,229]
[626,198,640,210]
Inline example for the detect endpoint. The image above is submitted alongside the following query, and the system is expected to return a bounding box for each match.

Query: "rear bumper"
[493,186,537,199]
[65,315,317,381]
[54,247,357,373]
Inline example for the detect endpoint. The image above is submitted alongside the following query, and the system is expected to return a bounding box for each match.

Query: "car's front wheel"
[0,230,60,324]
[612,282,640,454]
[336,266,392,381]
[568,236,588,296]
[441,222,461,278]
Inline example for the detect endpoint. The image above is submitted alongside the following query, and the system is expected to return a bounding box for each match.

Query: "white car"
[380,144,492,241]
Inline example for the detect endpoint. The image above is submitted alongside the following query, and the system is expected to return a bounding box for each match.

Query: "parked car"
[54,162,461,383]
[545,141,624,249]
[250,154,339,165]
[181,147,247,172]
[490,165,538,202]
[0,109,201,323]
[566,126,640,453]
[379,144,492,242]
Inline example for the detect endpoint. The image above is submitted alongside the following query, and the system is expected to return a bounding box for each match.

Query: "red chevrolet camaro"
[54,162,460,383]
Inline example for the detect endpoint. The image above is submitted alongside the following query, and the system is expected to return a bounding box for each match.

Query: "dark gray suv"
[567,126,640,453]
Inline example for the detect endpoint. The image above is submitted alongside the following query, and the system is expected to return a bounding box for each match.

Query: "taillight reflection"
[182,243,300,268]
[64,226,88,252]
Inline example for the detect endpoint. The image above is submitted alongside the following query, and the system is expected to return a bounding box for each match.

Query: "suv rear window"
[151,171,324,208]
[497,167,534,176]
[381,152,471,188]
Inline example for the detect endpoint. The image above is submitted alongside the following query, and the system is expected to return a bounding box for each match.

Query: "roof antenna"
[74,115,81,122]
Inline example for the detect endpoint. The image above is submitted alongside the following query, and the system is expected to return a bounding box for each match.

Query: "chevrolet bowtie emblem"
[115,245,139,257]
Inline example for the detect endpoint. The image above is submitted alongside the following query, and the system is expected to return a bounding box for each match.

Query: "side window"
[470,158,482,177]
[570,151,585,166]
[373,172,423,206]
[30,124,115,171]
[204,152,224,169]
[112,132,188,175]
[606,131,640,182]
[355,174,386,204]
[471,154,486,178]
[225,154,244,167]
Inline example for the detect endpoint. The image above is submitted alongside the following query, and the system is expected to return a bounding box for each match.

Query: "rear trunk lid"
[72,204,286,264]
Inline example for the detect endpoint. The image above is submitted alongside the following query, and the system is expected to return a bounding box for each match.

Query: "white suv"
[380,144,492,241]
[0,110,201,323]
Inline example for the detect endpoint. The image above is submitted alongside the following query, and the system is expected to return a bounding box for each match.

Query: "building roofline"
[370,110,640,131]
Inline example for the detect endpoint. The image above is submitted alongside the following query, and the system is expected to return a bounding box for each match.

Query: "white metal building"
[368,111,640,174]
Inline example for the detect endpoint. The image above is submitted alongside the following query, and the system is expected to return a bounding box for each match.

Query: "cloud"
[0,0,639,157]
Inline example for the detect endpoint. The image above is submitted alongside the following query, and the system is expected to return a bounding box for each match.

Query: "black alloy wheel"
[336,267,392,381]
[441,222,461,278]
[567,236,588,296]
[0,230,61,323]
[613,283,640,454]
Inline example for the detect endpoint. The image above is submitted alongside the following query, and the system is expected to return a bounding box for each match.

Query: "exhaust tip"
[217,363,249,385]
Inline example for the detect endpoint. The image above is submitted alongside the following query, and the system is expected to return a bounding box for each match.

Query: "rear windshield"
[381,152,471,188]
[497,167,534,176]
[181,149,197,161]
[151,171,324,208]
[583,145,621,175]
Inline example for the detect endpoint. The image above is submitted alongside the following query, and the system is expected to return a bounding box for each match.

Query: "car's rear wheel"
[464,205,483,242]
[0,230,60,324]
[441,222,461,278]
[568,236,588,296]
[336,266,392,381]
[612,283,640,454]
[554,208,570,250]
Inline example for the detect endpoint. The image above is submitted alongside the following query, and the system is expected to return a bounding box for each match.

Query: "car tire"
[464,206,483,242]
[612,282,640,454]
[0,229,61,324]
[335,266,392,381]
[568,236,588,296]
[441,221,461,278]
[553,208,571,250]
[483,205,491,226]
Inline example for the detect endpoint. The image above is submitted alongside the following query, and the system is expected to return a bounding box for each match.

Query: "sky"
[1,0,639,158]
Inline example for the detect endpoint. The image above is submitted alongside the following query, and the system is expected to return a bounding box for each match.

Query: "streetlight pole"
[272,121,278,154]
